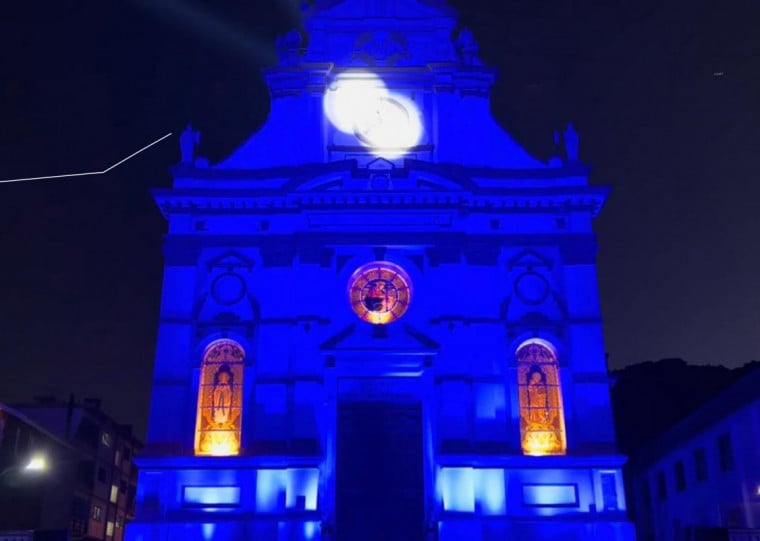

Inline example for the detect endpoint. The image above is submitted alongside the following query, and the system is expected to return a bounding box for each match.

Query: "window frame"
[674,459,686,492]
[718,433,734,472]
[694,447,708,482]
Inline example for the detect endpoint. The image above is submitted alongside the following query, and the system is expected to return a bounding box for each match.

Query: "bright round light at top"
[323,72,423,158]
[354,93,423,156]
[323,73,388,134]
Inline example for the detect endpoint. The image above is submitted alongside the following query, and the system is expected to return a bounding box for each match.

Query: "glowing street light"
[0,453,49,479]
[24,454,47,472]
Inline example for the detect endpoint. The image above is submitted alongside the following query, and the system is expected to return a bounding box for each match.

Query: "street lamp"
[24,454,47,472]
[0,452,49,477]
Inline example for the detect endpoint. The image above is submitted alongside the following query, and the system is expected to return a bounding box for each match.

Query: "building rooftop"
[633,365,760,468]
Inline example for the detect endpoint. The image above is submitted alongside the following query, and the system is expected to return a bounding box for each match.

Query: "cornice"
[171,159,591,182]
[153,187,608,219]
[435,453,627,468]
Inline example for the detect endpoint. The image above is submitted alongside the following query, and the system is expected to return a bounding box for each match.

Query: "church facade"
[125,1,636,540]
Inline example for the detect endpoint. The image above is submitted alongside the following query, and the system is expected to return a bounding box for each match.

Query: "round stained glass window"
[347,261,412,325]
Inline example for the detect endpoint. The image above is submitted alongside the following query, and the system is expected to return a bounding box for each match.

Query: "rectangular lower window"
[522,484,578,507]
[183,486,241,507]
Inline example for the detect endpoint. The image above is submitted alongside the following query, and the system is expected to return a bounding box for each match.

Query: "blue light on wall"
[285,468,319,511]
[256,470,284,512]
[302,521,319,540]
[439,468,506,515]
[255,469,319,512]
[440,467,475,512]
[477,469,506,515]
[201,523,215,541]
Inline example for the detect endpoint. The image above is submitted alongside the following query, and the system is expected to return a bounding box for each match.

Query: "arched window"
[194,339,245,456]
[516,339,567,456]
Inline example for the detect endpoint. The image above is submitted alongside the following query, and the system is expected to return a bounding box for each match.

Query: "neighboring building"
[0,397,141,541]
[628,367,760,541]
[126,0,636,540]
[610,359,759,459]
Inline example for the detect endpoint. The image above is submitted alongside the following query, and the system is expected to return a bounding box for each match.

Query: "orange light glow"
[517,339,567,456]
[203,431,240,457]
[347,261,412,325]
[194,339,245,457]
[522,431,561,457]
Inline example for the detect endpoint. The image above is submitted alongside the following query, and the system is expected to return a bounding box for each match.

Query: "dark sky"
[1,0,759,438]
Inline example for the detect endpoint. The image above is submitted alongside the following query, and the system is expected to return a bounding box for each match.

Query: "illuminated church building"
[126,1,637,540]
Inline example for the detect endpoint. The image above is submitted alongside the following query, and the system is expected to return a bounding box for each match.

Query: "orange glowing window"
[516,339,567,456]
[347,261,412,325]
[194,339,245,456]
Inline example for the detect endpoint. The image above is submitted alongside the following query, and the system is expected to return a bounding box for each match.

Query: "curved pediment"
[289,174,347,192]
[411,171,474,192]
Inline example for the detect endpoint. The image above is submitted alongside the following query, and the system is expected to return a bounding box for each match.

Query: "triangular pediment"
[507,249,553,271]
[206,250,255,271]
[321,323,438,355]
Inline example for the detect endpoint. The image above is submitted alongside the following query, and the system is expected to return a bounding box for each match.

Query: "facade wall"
[129,211,636,541]
[127,1,637,539]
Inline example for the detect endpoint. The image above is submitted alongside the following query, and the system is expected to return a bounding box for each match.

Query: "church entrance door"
[336,400,424,541]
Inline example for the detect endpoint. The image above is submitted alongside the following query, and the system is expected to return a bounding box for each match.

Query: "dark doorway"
[336,400,424,541]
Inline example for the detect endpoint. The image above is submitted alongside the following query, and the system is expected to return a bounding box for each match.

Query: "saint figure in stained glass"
[526,366,550,425]
[212,365,234,426]
[194,339,245,456]
[516,339,567,456]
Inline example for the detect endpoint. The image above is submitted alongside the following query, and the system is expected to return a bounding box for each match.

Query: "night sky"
[1,0,759,439]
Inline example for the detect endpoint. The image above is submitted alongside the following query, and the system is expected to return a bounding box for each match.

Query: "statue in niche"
[179,125,200,163]
[563,123,579,162]
[456,27,481,66]
[276,28,303,65]
[526,365,550,425]
[211,364,235,426]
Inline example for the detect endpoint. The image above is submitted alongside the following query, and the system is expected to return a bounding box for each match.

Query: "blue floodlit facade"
[126,1,637,540]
